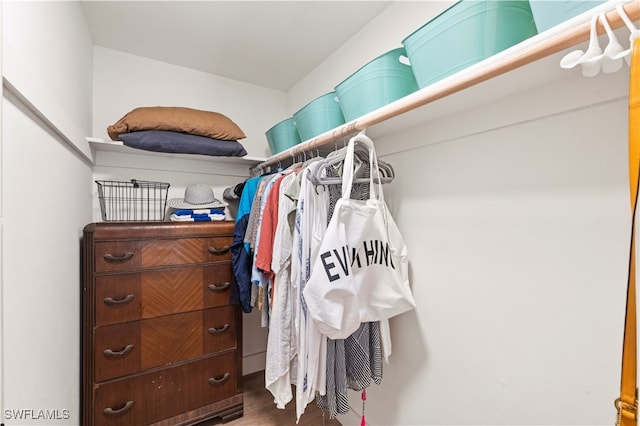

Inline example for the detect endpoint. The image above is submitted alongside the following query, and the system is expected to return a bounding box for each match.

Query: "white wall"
[91,151,251,222]
[0,0,5,420]
[367,75,629,426]
[92,46,287,159]
[1,2,94,425]
[2,92,93,426]
[2,0,93,160]
[288,2,632,425]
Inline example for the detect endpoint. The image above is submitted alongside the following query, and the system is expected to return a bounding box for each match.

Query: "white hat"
[167,183,227,209]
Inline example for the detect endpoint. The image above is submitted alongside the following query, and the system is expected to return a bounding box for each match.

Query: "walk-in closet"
[2,1,640,425]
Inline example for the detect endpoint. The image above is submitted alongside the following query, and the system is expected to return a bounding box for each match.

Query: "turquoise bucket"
[529,0,605,33]
[265,117,301,155]
[402,0,538,89]
[293,92,345,141]
[335,47,418,122]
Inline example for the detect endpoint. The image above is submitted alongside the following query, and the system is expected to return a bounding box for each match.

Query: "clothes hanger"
[617,2,640,66]
[355,148,395,182]
[301,148,324,168]
[309,145,352,185]
[309,139,394,185]
[598,12,625,73]
[371,149,395,180]
[310,146,394,185]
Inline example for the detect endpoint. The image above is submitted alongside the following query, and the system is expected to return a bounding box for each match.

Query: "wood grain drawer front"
[93,352,237,426]
[94,321,142,383]
[95,307,236,382]
[203,306,237,354]
[95,241,141,273]
[94,378,144,426]
[204,236,234,262]
[202,263,233,308]
[141,236,233,268]
[95,273,142,326]
[95,236,232,273]
[95,264,233,326]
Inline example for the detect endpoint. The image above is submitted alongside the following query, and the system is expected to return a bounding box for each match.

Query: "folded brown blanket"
[107,106,246,141]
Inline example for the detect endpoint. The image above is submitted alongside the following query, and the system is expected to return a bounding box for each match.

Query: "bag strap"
[342,132,384,203]
[617,36,640,426]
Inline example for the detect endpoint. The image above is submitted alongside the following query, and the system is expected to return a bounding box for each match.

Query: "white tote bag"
[303,133,416,339]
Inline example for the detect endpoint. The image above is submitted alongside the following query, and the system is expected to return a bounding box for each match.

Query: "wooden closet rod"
[250,0,640,175]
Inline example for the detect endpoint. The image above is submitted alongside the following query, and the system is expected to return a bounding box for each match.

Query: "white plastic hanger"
[560,14,603,76]
[615,2,640,65]
[598,12,625,73]
[560,1,638,76]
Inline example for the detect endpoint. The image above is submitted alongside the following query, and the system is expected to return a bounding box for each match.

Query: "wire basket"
[95,179,170,222]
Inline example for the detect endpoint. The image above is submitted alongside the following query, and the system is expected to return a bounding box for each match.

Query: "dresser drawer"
[93,352,237,426]
[95,236,232,273]
[94,306,237,382]
[95,263,233,326]
[203,306,238,355]
[94,241,142,272]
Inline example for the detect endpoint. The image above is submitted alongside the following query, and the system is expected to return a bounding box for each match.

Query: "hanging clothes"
[251,173,282,326]
[245,176,272,308]
[232,134,409,422]
[294,161,330,421]
[231,175,262,313]
[265,170,300,408]
[314,145,385,419]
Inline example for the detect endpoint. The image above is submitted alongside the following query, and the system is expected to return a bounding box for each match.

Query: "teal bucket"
[529,0,605,33]
[293,92,345,141]
[335,47,418,122]
[265,117,301,155]
[402,0,538,89]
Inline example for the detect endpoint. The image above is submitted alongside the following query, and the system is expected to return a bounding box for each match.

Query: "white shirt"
[265,171,299,409]
[294,162,330,422]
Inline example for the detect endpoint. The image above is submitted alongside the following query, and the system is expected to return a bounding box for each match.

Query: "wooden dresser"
[82,222,243,426]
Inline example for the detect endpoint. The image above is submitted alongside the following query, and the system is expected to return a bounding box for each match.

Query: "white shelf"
[87,137,266,166]
[249,0,640,175]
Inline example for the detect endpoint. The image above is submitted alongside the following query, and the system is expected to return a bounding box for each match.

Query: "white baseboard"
[242,351,266,376]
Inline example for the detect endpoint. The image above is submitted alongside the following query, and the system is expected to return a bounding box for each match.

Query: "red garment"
[255,174,286,280]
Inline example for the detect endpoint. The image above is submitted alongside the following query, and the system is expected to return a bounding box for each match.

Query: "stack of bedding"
[107,106,247,157]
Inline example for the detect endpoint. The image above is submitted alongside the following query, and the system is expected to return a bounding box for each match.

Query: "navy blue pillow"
[119,130,247,157]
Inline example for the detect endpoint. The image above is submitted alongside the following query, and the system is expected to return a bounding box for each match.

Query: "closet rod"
[250,0,640,175]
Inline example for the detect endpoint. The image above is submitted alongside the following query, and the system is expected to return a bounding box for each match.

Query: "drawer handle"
[103,400,134,416]
[208,372,230,385]
[208,245,230,255]
[208,324,230,334]
[103,253,134,262]
[208,282,231,292]
[103,344,134,358]
[104,294,134,305]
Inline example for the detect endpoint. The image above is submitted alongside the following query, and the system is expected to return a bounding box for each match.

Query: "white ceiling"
[81,1,392,92]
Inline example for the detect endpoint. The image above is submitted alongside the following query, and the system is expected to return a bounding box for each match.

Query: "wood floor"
[202,371,343,426]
